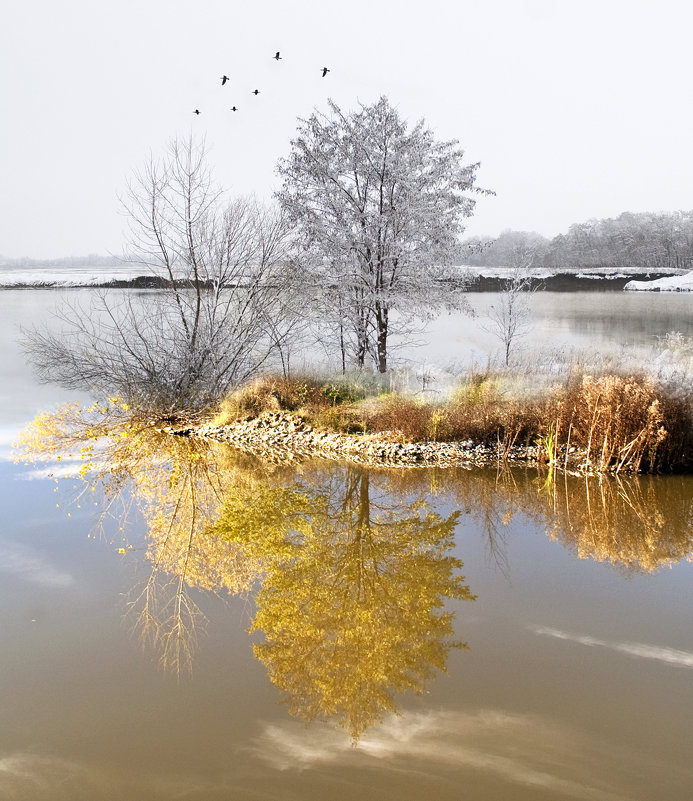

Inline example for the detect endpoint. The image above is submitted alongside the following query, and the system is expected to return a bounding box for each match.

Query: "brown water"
[4,420,693,800]
[2,289,693,799]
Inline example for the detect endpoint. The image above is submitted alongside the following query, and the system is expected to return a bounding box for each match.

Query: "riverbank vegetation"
[215,365,693,474]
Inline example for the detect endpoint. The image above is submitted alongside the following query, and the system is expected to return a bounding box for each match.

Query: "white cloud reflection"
[0,751,229,801]
[0,752,98,800]
[0,540,74,587]
[248,709,635,801]
[530,625,693,669]
[15,461,86,481]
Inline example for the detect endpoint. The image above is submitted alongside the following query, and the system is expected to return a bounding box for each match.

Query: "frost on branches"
[277,96,491,373]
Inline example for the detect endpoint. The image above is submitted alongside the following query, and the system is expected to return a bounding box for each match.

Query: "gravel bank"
[183,411,544,469]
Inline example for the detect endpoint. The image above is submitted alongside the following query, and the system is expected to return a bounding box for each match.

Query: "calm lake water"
[2,288,693,800]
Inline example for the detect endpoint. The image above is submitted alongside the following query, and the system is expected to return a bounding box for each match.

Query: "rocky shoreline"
[182,411,547,469]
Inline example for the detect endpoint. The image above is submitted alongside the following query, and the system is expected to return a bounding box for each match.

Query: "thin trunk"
[339,318,346,374]
[376,304,388,373]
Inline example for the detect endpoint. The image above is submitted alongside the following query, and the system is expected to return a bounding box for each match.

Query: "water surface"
[2,289,693,800]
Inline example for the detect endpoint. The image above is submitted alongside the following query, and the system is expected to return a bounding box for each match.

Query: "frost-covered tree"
[484,267,536,366]
[277,97,489,373]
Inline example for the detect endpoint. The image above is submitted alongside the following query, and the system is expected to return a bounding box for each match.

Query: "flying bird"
[221,75,230,85]
[322,67,330,77]
[252,89,260,95]
[193,109,201,115]
[230,106,238,111]
[274,51,281,60]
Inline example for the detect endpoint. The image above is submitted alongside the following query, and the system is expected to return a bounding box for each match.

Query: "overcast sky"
[2,0,692,259]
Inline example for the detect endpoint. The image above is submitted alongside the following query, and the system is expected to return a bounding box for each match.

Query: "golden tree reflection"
[17,406,476,724]
[211,465,475,741]
[17,405,693,737]
[441,467,693,573]
[17,402,265,676]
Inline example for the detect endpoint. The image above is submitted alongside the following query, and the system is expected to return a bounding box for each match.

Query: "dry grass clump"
[551,373,691,472]
[355,394,437,441]
[217,377,319,419]
[215,375,366,425]
[440,376,548,446]
[312,375,551,446]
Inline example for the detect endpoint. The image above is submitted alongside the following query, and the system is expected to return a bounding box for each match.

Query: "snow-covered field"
[471,266,692,289]
[624,271,693,292]
[0,264,145,287]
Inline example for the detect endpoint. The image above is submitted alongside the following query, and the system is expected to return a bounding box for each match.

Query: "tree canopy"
[277,96,489,373]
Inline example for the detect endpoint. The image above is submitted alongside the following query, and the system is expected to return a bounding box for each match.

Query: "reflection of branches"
[542,473,693,572]
[440,466,693,574]
[18,405,263,677]
[119,446,263,676]
[125,471,206,677]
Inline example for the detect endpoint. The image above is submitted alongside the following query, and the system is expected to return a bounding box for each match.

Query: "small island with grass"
[177,368,690,475]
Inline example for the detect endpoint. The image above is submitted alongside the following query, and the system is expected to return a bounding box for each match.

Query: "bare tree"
[483,249,538,366]
[277,96,490,373]
[25,137,301,417]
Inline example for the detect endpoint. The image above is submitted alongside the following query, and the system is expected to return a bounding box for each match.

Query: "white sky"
[2,0,692,259]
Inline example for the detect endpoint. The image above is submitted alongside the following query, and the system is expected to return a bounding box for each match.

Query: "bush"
[217,376,326,420]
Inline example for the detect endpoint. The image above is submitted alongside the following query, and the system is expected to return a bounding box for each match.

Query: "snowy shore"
[1,263,689,290]
[624,271,693,292]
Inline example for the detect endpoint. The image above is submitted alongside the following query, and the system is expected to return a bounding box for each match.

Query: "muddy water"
[4,424,693,800]
[1,289,693,800]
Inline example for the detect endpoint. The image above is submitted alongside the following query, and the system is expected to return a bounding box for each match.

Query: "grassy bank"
[214,369,693,474]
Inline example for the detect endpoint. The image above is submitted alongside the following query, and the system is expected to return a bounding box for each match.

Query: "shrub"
[217,376,326,420]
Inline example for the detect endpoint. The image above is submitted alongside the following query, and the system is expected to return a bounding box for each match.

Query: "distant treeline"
[7,210,693,274]
[463,210,693,271]
[0,254,133,268]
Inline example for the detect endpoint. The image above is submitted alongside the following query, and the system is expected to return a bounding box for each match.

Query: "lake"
[2,288,693,800]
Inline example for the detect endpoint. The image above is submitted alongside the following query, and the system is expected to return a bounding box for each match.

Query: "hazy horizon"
[2,0,692,259]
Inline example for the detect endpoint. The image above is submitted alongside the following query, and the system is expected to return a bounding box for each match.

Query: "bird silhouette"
[252,89,260,95]
[230,106,238,111]
[274,51,281,60]
[322,67,330,77]
[193,109,201,115]
[221,75,230,85]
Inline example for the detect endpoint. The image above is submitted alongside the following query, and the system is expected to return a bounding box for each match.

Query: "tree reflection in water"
[441,467,693,574]
[16,405,693,738]
[17,402,265,674]
[211,465,474,740]
[17,406,475,739]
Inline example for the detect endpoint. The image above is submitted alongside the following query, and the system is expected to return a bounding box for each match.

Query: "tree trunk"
[376,305,388,373]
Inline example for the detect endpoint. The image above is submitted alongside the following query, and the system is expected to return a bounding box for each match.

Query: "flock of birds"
[192,52,330,115]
